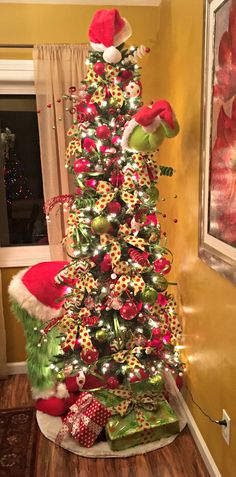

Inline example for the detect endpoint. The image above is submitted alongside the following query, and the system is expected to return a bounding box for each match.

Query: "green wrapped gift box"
[106,399,179,451]
[94,388,179,451]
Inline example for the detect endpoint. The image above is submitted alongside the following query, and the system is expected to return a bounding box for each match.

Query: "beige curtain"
[0,271,7,378]
[33,44,89,259]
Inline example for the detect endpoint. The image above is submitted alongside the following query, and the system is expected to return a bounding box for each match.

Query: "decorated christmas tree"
[9,9,183,452]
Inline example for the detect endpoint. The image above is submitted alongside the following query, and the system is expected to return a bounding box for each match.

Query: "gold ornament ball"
[96,329,108,342]
[91,216,110,234]
[141,287,158,305]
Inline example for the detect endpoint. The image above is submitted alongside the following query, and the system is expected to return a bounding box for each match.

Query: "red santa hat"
[88,9,132,64]
[8,261,69,323]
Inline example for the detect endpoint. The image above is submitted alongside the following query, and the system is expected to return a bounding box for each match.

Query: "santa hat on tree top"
[121,100,180,152]
[8,261,69,323]
[88,8,132,64]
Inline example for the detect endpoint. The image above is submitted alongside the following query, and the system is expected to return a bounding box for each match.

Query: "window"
[0,60,50,266]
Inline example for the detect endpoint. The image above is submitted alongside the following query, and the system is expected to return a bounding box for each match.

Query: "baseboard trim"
[167,374,221,477]
[7,361,27,375]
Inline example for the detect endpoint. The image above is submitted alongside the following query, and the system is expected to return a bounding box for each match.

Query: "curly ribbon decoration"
[100,224,147,267]
[108,387,160,430]
[112,347,143,369]
[55,393,105,445]
[95,178,139,213]
[85,65,124,107]
[122,45,149,65]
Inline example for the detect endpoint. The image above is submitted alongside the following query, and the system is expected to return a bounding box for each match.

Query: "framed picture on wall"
[199,0,236,284]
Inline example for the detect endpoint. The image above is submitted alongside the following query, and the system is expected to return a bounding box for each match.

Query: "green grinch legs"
[10,300,61,395]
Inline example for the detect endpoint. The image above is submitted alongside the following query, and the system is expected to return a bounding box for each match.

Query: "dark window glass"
[0,95,48,246]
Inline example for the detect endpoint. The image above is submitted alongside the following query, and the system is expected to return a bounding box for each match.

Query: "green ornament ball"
[152,274,168,292]
[141,287,158,305]
[91,216,110,234]
[96,329,109,343]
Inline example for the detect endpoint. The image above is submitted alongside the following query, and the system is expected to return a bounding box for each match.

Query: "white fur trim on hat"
[32,382,69,400]
[114,19,132,47]
[142,115,161,133]
[8,269,64,323]
[121,118,138,150]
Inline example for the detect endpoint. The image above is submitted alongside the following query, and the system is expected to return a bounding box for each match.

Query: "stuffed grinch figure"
[121,100,179,152]
[9,261,105,416]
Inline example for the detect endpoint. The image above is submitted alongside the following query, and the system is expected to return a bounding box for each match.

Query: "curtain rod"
[0,44,33,48]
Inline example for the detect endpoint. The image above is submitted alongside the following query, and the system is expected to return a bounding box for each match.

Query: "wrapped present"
[95,388,179,451]
[55,392,111,448]
[129,374,164,395]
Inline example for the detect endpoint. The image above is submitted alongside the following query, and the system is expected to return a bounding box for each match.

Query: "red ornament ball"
[73,158,90,174]
[96,125,111,140]
[120,302,138,320]
[120,70,133,83]
[83,138,96,152]
[107,376,120,389]
[107,201,121,215]
[81,348,99,364]
[93,62,106,76]
[85,179,97,189]
[111,136,121,145]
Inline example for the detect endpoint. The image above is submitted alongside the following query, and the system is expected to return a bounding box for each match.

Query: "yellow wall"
[1,1,236,476]
[156,1,236,476]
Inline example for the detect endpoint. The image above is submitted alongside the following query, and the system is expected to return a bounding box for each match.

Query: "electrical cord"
[185,385,227,427]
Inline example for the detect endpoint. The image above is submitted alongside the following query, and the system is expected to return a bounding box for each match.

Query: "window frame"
[0,59,50,267]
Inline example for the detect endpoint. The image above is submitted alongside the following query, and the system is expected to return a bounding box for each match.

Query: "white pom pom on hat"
[88,8,132,64]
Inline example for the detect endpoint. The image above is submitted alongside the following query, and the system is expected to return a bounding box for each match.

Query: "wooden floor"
[0,375,210,477]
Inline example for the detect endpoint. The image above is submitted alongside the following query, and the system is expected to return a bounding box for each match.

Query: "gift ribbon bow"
[95,179,139,213]
[109,387,160,430]
[100,225,147,268]
[114,273,145,296]
[86,65,124,107]
[55,393,102,445]
[112,347,143,369]
[66,139,82,164]
[60,312,78,350]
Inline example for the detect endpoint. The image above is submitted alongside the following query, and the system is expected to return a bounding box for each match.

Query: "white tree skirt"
[37,374,186,458]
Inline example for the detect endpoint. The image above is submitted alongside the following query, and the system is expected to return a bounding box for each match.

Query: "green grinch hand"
[121,100,179,152]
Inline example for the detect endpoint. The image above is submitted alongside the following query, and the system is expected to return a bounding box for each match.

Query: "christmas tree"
[9,9,183,451]
[51,9,183,388]
[1,127,32,206]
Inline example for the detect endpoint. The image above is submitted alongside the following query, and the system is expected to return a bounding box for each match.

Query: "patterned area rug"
[0,407,38,477]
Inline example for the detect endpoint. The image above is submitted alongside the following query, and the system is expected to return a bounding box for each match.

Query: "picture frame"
[199,0,236,284]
